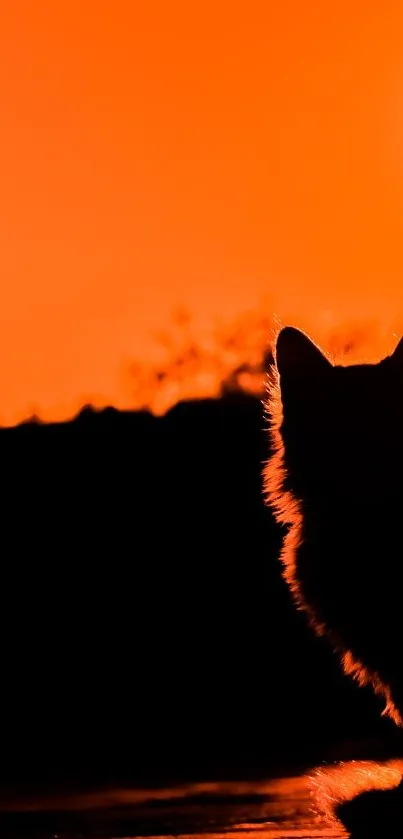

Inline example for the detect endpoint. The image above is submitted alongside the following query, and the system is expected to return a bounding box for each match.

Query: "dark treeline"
[0,392,399,792]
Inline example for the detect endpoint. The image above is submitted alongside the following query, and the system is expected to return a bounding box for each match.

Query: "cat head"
[273,326,403,504]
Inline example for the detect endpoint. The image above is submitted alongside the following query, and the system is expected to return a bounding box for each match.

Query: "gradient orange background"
[2,1,403,424]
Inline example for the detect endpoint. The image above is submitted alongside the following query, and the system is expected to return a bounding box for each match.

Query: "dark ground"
[0,391,400,794]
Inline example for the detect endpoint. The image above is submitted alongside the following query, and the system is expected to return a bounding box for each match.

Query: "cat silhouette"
[265,326,403,723]
[264,326,403,834]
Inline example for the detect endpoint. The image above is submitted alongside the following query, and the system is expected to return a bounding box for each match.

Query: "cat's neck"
[300,492,401,535]
[301,490,401,515]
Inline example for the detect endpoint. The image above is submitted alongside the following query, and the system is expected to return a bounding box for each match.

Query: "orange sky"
[2,1,403,424]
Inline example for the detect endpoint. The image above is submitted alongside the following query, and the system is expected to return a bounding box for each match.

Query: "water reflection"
[0,759,401,837]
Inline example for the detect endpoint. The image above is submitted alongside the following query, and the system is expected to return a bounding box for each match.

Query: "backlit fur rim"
[262,325,402,726]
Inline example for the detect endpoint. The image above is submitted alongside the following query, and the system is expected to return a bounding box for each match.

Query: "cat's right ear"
[275,326,332,385]
[390,334,403,366]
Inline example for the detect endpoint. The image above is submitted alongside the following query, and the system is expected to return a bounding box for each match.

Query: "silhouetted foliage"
[0,390,395,794]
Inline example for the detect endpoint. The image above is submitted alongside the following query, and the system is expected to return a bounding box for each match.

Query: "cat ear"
[276,326,331,382]
[390,334,403,366]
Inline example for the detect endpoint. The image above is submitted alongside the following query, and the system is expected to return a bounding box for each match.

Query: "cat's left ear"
[390,334,403,365]
[275,326,332,384]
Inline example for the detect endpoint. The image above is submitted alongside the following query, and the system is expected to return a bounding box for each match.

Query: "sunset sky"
[2,1,403,423]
